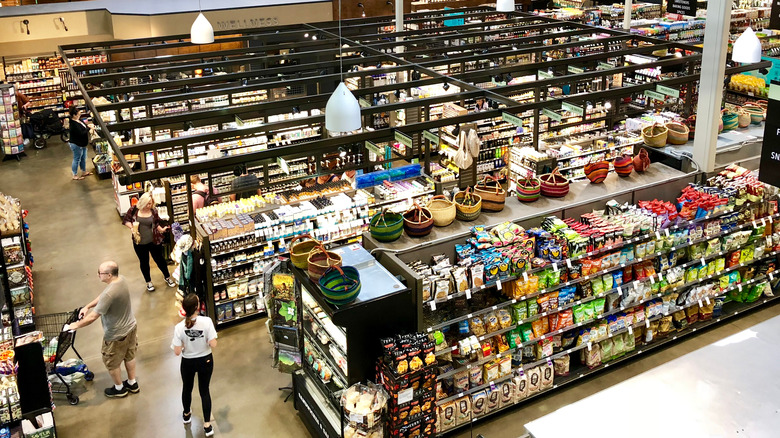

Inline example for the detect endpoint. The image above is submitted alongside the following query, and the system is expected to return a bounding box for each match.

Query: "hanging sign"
[394,130,413,148]
[656,85,680,98]
[365,140,383,157]
[358,98,371,108]
[542,108,563,122]
[561,102,584,116]
[644,90,666,101]
[667,0,697,17]
[277,157,290,175]
[538,70,554,79]
[423,130,440,144]
[502,112,524,127]
[597,62,613,71]
[568,66,585,74]
[759,84,780,187]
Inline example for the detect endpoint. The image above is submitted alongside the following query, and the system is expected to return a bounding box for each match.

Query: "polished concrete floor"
[1,142,778,438]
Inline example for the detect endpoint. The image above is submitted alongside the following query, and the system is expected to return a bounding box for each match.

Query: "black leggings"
[132,242,170,282]
[181,354,214,421]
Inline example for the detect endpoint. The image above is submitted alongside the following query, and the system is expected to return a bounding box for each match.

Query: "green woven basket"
[369,212,404,242]
[318,266,361,305]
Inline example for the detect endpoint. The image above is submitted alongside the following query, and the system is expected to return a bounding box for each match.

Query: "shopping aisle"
[0,141,310,437]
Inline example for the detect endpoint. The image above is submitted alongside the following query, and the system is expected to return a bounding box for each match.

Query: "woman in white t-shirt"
[172,294,217,437]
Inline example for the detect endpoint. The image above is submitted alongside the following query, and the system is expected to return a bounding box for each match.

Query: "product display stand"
[293,244,416,438]
[15,336,56,438]
[0,84,25,162]
[0,196,34,333]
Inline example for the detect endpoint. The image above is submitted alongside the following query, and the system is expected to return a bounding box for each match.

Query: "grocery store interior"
[0,0,779,438]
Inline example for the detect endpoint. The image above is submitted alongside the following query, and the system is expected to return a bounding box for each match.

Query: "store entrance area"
[1,139,778,437]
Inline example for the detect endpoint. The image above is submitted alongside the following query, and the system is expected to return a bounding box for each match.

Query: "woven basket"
[474,176,506,212]
[318,266,361,306]
[642,123,668,147]
[539,167,570,198]
[403,204,434,237]
[584,159,609,184]
[427,195,456,227]
[722,110,738,131]
[515,177,541,203]
[633,148,651,173]
[307,243,342,281]
[453,189,481,221]
[665,122,690,145]
[737,109,751,128]
[290,234,320,269]
[743,104,764,124]
[613,155,634,177]
[369,211,404,242]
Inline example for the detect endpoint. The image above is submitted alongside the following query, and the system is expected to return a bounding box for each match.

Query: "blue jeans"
[69,143,87,176]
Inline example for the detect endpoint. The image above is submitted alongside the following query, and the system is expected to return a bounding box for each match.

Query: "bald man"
[65,261,139,398]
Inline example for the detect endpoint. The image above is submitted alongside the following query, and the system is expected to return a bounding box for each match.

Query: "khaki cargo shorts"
[101,325,138,370]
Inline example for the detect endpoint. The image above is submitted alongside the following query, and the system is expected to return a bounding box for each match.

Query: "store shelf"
[216,308,264,326]
[215,292,261,306]
[212,272,263,287]
[303,323,348,383]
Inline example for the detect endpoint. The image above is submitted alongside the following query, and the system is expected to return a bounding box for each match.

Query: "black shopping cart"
[32,308,94,405]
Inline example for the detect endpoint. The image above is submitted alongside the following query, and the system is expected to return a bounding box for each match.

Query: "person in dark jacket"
[122,192,175,292]
[68,106,92,180]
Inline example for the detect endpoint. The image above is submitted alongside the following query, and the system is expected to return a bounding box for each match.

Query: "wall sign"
[667,0,696,17]
[216,18,280,30]
[759,84,780,188]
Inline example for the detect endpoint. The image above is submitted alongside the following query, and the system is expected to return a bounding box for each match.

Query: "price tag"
[649,275,655,284]
[701,258,706,267]
[465,289,472,300]
[552,263,559,273]
[761,218,767,227]
[698,299,703,308]
[628,326,633,335]
[429,301,437,311]
[496,280,502,291]
[658,272,664,282]
[467,313,473,319]
[546,358,553,367]
[769,216,774,223]
[427,327,432,332]
[617,286,623,295]
[738,285,743,292]
[350,412,364,423]
[770,273,775,281]
[655,231,661,240]
[705,297,711,305]
[664,229,670,237]
[480,284,486,290]
[753,220,758,229]
[645,318,650,328]
[587,342,592,351]
[633,281,640,289]
[523,272,529,281]
[567,259,573,269]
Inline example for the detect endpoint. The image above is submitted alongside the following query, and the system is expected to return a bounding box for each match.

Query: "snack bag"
[513,371,529,402]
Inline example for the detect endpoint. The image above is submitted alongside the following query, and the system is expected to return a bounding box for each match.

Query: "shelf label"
[597,62,613,71]
[429,301,436,311]
[644,90,666,101]
[566,259,573,269]
[567,66,585,74]
[542,108,563,122]
[561,102,584,116]
[502,112,524,127]
[628,326,633,335]
[538,70,554,79]
[358,97,371,108]
[398,387,414,405]
[394,130,413,148]
[276,157,290,175]
[465,289,472,300]
[423,130,440,144]
[365,140,383,157]
[656,84,680,98]
[496,280,502,291]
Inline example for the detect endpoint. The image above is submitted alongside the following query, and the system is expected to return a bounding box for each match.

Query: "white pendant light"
[732,27,762,64]
[325,0,362,133]
[326,83,361,132]
[496,0,515,12]
[191,0,214,45]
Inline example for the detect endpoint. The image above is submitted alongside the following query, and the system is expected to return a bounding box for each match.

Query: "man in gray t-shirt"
[65,261,140,398]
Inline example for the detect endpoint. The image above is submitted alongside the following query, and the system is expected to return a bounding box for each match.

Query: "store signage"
[502,112,524,127]
[567,66,585,74]
[538,70,554,80]
[561,102,584,116]
[542,108,563,122]
[597,62,614,71]
[423,130,440,144]
[772,1,780,30]
[656,85,680,98]
[276,157,290,175]
[365,140,383,157]
[358,98,371,108]
[394,130,413,148]
[644,90,666,101]
[215,18,280,30]
[759,84,780,187]
[667,0,697,17]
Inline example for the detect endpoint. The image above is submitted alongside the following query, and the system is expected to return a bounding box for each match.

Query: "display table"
[524,310,780,438]
[658,124,766,172]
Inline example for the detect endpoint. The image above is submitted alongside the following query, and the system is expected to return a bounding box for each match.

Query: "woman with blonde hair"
[122,192,174,291]
[172,294,217,437]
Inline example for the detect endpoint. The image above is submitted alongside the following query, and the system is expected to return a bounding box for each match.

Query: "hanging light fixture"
[732,27,762,64]
[325,0,362,133]
[190,0,214,44]
[496,0,515,12]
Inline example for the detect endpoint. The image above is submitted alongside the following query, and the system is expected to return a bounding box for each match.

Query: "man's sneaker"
[146,282,155,292]
[123,380,140,394]
[165,277,176,288]
[104,385,129,398]
[204,425,214,436]
[182,412,192,424]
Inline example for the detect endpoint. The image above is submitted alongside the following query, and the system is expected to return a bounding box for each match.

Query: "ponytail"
[181,294,200,329]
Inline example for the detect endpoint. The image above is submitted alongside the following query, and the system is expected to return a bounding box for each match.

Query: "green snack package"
[573,305,585,323]
[548,269,561,287]
[537,269,550,289]
[583,301,596,321]
[593,298,606,314]
[623,331,636,352]
[602,274,614,290]
[512,302,528,322]
[527,299,539,317]
[697,265,708,280]
[716,258,726,272]
[719,275,730,291]
[591,277,605,295]
[508,330,522,349]
[685,267,698,283]
[600,338,614,362]
[519,323,534,342]
[650,281,660,294]
[707,262,716,277]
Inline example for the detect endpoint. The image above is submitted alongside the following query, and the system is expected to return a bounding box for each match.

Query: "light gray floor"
[1,140,778,438]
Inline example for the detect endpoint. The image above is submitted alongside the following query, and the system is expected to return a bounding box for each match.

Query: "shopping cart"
[32,308,94,405]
